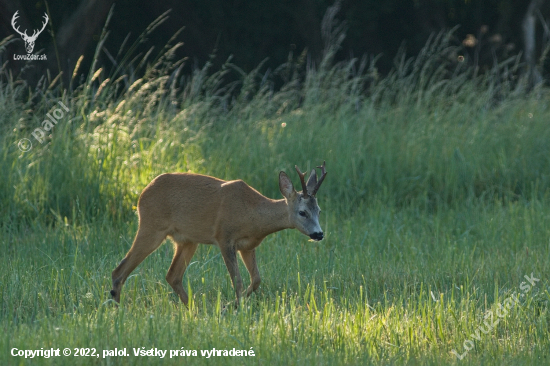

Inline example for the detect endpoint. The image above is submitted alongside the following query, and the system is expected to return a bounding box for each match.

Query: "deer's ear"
[279,171,296,199]
[306,169,317,193]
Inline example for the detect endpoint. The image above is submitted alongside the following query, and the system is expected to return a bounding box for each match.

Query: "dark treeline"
[1,0,549,86]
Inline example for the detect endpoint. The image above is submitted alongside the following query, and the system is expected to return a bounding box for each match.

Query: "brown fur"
[111,166,326,306]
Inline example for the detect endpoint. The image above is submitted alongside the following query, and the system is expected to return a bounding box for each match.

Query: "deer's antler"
[11,11,27,37]
[29,13,49,41]
[295,165,309,197]
[310,161,327,197]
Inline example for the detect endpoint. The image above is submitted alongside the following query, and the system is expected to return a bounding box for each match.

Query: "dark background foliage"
[1,0,549,85]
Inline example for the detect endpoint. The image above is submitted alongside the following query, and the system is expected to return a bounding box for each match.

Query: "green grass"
[1,28,550,365]
[2,202,549,365]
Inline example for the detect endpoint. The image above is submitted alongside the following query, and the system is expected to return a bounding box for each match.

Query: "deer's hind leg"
[165,240,199,305]
[111,227,167,302]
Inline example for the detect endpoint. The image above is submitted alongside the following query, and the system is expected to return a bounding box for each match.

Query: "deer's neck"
[255,198,292,237]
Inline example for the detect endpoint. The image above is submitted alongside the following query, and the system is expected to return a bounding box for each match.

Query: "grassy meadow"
[1,28,550,365]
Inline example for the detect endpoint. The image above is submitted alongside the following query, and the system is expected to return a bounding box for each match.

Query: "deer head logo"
[11,11,49,54]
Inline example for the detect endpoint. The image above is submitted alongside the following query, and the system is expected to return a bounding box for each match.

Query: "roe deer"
[110,162,327,305]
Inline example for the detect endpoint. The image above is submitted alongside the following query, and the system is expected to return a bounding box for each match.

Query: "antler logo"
[11,11,49,54]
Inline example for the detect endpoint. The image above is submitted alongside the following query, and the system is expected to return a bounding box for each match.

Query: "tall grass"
[2,26,550,227]
[1,19,550,365]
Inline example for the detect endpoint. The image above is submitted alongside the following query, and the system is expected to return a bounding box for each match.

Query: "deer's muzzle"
[309,232,324,241]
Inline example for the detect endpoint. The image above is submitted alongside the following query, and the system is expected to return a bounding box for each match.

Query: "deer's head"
[11,11,49,54]
[279,161,327,241]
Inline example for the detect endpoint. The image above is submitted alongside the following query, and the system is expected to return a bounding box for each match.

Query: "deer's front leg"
[239,249,261,296]
[219,244,244,305]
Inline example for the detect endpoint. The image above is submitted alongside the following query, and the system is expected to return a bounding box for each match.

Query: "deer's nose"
[309,232,324,241]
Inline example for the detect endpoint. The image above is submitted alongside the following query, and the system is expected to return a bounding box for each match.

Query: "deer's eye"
[299,211,307,217]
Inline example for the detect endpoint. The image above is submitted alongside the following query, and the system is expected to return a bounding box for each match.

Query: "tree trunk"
[523,0,546,87]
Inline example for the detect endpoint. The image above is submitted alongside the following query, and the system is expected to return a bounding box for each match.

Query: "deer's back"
[136,173,264,244]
